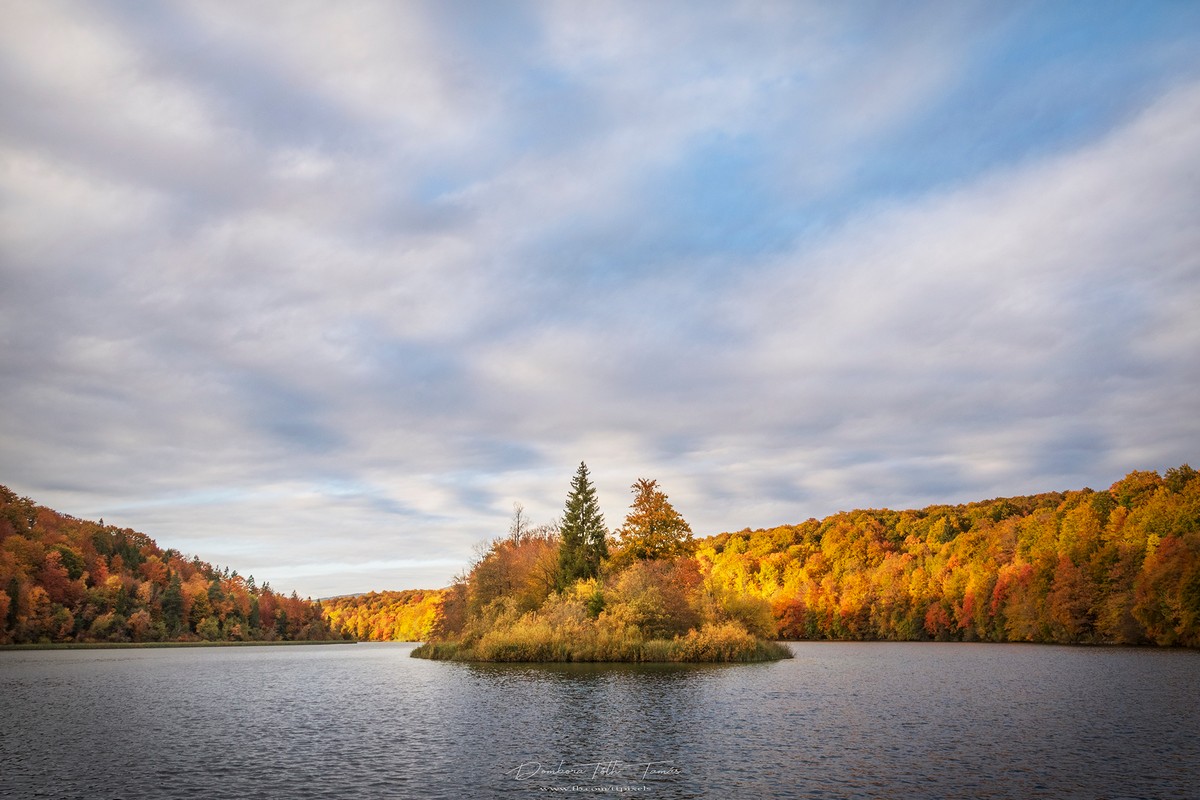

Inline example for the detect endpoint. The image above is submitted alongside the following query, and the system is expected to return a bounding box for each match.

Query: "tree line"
[0,486,339,644]
[5,463,1197,649]
[701,465,1200,646]
[347,464,1200,651]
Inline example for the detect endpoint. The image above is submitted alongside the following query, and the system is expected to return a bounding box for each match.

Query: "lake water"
[1,642,1198,799]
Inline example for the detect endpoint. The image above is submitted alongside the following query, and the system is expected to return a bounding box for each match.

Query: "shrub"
[674,622,791,662]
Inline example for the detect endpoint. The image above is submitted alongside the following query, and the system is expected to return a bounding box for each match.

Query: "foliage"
[557,462,608,588]
[412,590,788,663]
[415,463,1200,657]
[0,485,341,644]
[12,463,1198,652]
[614,478,695,563]
[414,468,789,662]
[322,590,447,642]
[697,465,1200,647]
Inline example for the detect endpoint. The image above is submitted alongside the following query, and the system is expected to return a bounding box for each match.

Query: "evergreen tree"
[617,478,695,561]
[275,608,290,640]
[557,462,608,588]
[161,573,184,636]
[6,576,20,631]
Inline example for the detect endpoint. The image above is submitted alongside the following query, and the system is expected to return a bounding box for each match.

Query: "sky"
[2,1,1199,598]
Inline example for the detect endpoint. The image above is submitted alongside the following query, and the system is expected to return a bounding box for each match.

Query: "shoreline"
[0,640,357,650]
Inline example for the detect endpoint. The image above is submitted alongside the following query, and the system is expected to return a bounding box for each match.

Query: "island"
[411,464,792,662]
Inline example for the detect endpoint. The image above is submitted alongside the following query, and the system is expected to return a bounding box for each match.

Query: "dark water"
[2,642,1198,799]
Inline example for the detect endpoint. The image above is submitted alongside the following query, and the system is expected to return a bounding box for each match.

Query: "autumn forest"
[3,464,1199,650]
[0,485,339,644]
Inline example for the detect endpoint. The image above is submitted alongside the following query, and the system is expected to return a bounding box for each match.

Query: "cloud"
[1,2,1198,596]
[715,79,1200,507]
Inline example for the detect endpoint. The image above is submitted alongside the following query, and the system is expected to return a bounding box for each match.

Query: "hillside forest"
[0,486,339,644]
[3,464,1198,649]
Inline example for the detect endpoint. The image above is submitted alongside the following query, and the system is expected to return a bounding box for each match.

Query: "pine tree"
[557,462,608,588]
[617,478,694,561]
[161,573,184,636]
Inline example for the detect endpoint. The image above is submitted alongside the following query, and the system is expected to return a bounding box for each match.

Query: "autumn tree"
[616,478,695,561]
[557,462,608,588]
[469,529,560,615]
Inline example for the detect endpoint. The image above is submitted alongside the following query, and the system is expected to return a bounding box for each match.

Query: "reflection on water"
[2,642,1198,798]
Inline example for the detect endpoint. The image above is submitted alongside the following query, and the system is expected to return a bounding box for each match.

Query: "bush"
[411,641,461,660]
[675,622,792,662]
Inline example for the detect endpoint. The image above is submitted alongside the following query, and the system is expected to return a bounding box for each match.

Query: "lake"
[1,642,1197,799]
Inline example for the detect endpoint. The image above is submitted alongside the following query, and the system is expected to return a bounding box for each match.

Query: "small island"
[412,463,793,663]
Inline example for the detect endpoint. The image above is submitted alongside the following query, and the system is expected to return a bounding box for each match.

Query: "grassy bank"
[0,640,357,651]
[412,621,792,663]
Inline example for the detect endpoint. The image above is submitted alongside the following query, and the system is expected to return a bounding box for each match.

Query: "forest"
[0,486,339,644]
[700,465,1200,647]
[322,589,443,642]
[345,464,1200,650]
[4,464,1198,649]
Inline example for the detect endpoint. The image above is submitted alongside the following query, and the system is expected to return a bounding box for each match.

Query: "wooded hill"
[322,590,443,642]
[342,465,1200,648]
[0,486,339,644]
[701,465,1199,646]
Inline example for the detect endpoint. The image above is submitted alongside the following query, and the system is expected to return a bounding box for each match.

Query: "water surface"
[2,642,1197,798]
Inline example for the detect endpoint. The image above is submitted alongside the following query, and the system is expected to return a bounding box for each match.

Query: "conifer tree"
[557,462,608,588]
[161,573,184,636]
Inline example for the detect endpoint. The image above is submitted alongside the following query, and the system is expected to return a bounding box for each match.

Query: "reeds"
[411,611,792,663]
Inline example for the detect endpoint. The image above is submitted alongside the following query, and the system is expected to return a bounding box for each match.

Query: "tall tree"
[617,478,695,561]
[557,462,608,587]
[161,573,184,636]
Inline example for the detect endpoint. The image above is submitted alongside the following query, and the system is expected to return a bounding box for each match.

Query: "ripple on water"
[1,642,1198,799]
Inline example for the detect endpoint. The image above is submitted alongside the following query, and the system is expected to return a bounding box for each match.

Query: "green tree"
[275,607,290,640]
[557,462,608,588]
[52,545,86,581]
[6,577,21,632]
[196,615,221,641]
[1165,463,1198,493]
[161,573,184,636]
[617,478,695,561]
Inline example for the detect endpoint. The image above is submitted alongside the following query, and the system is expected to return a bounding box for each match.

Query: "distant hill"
[323,590,444,641]
[0,486,340,644]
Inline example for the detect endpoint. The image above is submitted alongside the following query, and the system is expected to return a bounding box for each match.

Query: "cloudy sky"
[2,2,1198,597]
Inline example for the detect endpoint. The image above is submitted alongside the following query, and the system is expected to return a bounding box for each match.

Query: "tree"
[196,615,221,641]
[617,478,695,561]
[275,607,290,640]
[1047,555,1095,642]
[1165,464,1198,493]
[557,462,608,588]
[508,502,531,543]
[5,577,19,632]
[161,573,184,636]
